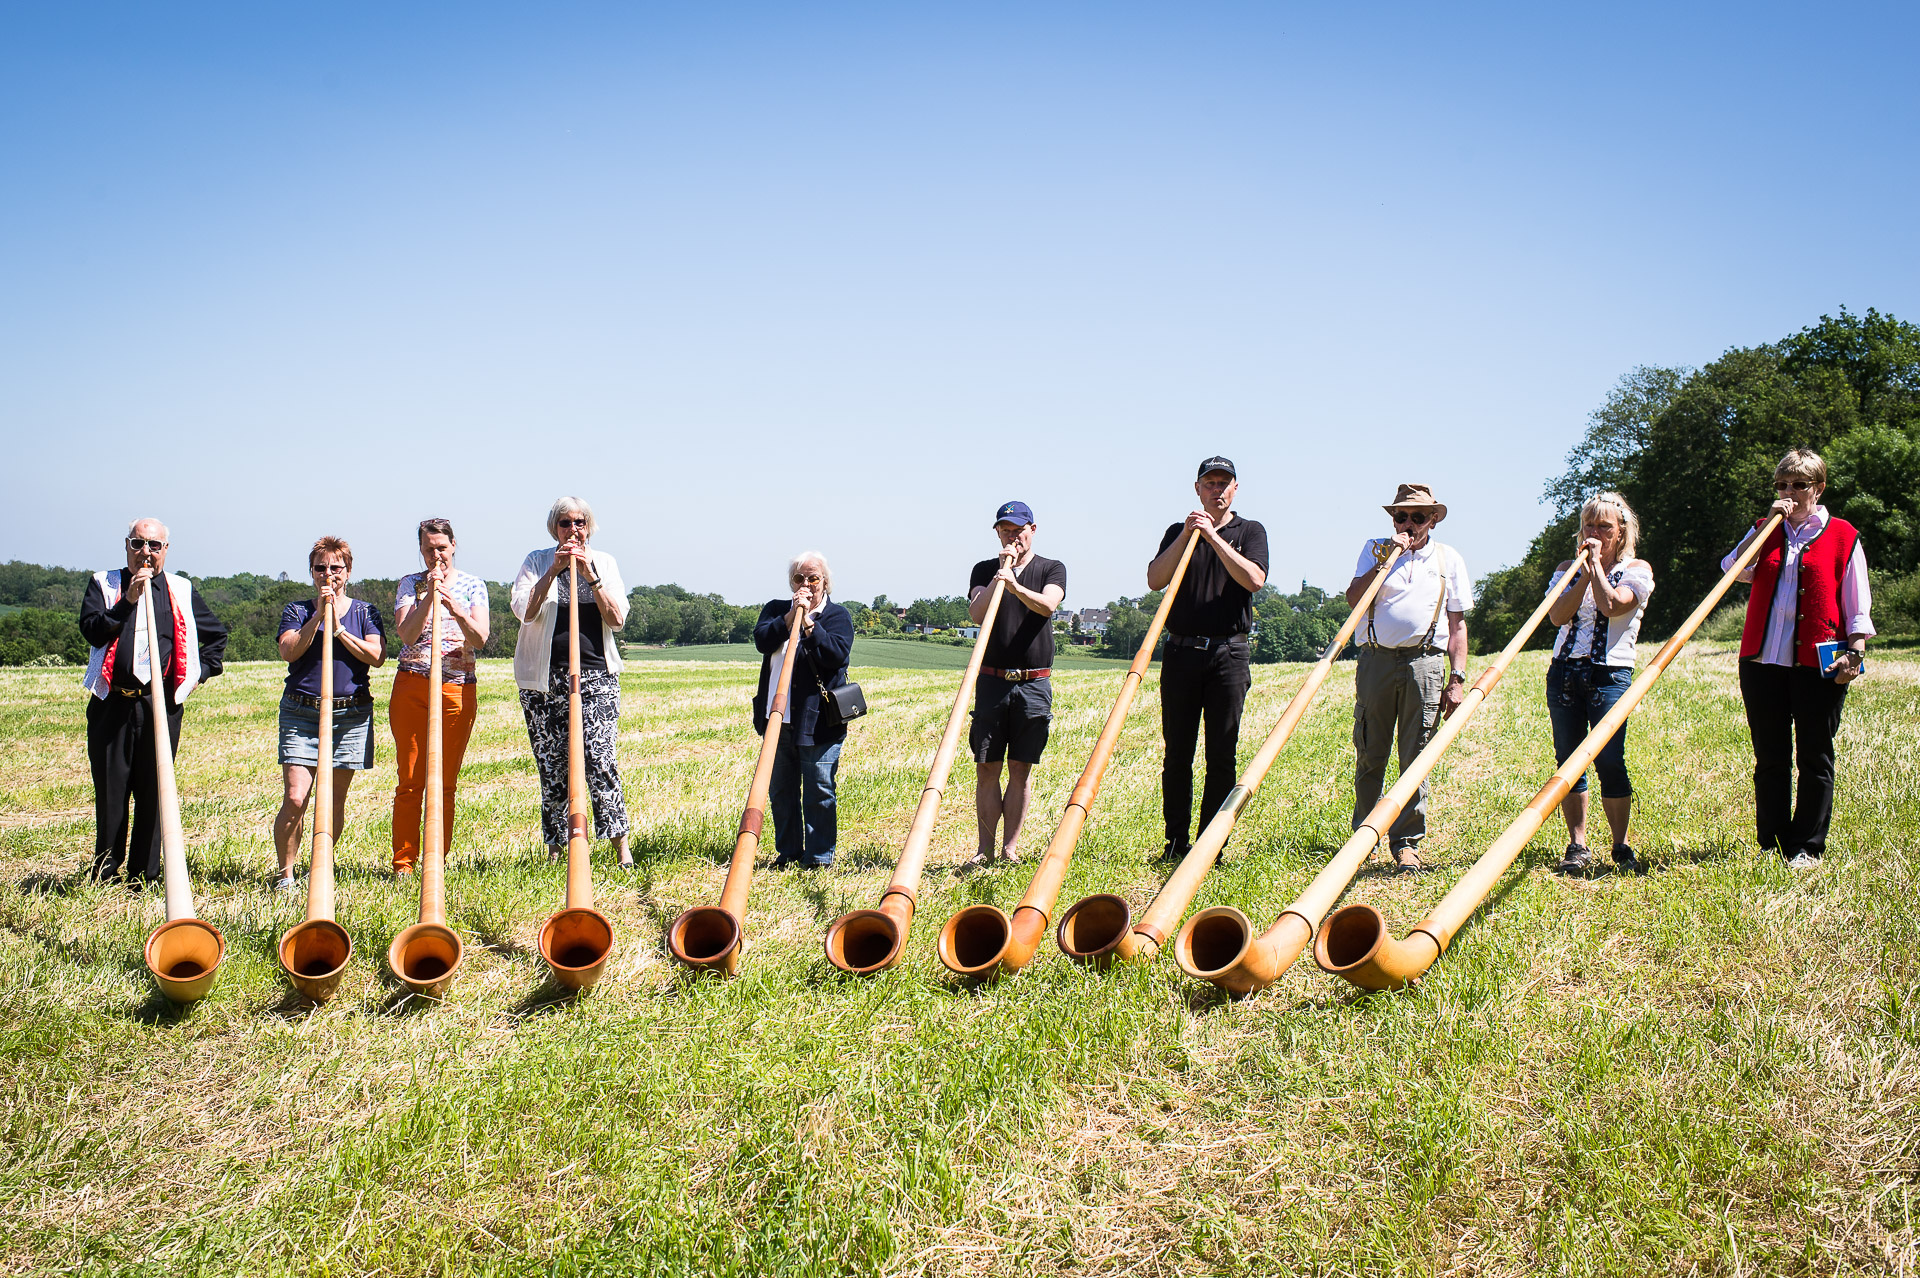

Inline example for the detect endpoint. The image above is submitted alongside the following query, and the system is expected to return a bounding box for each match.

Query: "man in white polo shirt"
[1344,483,1473,872]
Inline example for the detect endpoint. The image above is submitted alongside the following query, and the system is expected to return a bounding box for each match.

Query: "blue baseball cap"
[993,501,1035,527]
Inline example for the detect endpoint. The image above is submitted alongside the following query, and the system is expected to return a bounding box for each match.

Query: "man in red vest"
[1721,449,1873,869]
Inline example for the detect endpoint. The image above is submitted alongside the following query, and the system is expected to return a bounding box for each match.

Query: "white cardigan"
[511,547,630,691]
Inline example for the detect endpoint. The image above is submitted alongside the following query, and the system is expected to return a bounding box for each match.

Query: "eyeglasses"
[312,564,348,576]
[557,517,589,528]
[126,538,167,552]
[1391,511,1432,526]
[792,573,824,584]
[1774,480,1815,492]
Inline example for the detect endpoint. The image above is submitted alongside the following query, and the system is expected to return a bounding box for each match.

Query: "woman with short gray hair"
[752,551,855,868]
[512,496,633,866]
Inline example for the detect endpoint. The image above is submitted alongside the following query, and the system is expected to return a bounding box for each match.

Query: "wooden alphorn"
[278,593,354,1001]
[1055,540,1397,966]
[826,550,1015,974]
[937,527,1201,978]
[386,582,464,998]
[1174,548,1592,994]
[539,555,616,989]
[140,577,226,1004]
[1317,515,1786,990]
[668,601,806,974]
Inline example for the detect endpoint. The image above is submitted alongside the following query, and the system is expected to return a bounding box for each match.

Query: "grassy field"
[1,641,1916,1275]
[626,637,1129,670]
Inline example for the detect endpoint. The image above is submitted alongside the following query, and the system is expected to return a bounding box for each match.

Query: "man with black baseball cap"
[1146,457,1269,862]
[964,500,1068,868]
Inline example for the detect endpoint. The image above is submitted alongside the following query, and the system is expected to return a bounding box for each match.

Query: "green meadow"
[0,643,1915,1275]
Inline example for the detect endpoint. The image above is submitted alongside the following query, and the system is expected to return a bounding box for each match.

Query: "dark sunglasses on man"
[1390,511,1432,527]
[126,538,167,552]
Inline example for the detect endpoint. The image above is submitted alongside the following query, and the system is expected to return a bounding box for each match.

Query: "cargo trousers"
[1351,646,1446,852]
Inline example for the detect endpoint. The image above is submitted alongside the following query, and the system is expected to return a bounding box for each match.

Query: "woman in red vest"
[1721,449,1873,868]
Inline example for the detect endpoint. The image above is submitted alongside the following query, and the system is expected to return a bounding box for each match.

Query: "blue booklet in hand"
[1816,640,1841,678]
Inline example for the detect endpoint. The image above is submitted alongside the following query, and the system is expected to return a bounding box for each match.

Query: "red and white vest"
[82,570,206,705]
[1739,516,1858,669]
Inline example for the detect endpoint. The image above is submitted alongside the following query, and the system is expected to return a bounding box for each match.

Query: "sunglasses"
[126,538,167,552]
[311,564,348,576]
[1390,511,1432,526]
[557,517,589,529]
[792,573,824,584]
[1774,480,1815,492]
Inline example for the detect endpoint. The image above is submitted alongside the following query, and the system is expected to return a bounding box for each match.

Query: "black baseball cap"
[1196,455,1237,480]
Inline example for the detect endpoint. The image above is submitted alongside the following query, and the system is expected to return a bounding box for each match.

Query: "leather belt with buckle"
[112,685,147,698]
[287,692,373,711]
[982,667,1051,683]
[1165,634,1243,651]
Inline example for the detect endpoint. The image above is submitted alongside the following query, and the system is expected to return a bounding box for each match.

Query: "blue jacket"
[752,599,854,747]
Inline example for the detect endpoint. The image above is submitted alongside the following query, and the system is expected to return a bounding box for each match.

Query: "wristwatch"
[1449,670,1467,685]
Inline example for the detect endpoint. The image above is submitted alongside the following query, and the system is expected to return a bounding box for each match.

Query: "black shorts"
[970,675,1052,765]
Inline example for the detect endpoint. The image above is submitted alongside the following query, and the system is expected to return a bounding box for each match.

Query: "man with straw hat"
[1148,456,1269,864]
[1345,483,1472,873]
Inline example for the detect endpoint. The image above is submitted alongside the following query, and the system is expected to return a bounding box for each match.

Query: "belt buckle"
[1194,636,1213,651]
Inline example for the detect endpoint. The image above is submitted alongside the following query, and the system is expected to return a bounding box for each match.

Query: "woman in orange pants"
[389,517,491,875]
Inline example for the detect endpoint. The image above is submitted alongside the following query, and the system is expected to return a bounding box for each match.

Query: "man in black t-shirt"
[1146,457,1269,862]
[965,500,1068,869]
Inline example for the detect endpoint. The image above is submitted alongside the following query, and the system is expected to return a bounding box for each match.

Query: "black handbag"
[812,663,868,727]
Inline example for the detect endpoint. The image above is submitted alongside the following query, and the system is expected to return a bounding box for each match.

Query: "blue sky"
[3,3,1915,611]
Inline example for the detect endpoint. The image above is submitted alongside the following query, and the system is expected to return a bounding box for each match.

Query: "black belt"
[1165,633,1245,651]
[287,692,373,710]
[1361,643,1445,657]
[982,667,1051,683]
[112,684,148,698]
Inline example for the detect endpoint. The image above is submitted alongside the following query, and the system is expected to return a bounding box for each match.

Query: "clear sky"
[3,2,1915,611]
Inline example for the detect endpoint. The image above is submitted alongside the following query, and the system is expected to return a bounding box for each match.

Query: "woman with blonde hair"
[511,497,633,866]
[1545,492,1654,876]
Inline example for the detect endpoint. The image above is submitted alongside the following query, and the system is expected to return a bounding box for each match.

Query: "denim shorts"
[1545,659,1633,797]
[278,696,377,770]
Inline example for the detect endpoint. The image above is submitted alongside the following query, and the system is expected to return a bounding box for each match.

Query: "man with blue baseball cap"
[964,500,1068,869]
[1146,456,1269,863]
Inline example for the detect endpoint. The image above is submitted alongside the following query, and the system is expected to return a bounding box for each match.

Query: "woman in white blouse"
[511,497,633,867]
[1544,492,1654,877]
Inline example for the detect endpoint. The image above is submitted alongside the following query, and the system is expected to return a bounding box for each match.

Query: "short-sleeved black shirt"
[1156,514,1269,637]
[969,554,1067,669]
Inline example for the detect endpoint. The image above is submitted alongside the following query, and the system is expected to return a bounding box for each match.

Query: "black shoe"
[1554,843,1593,876]
[1611,843,1644,875]
[771,853,800,870]
[1155,842,1190,865]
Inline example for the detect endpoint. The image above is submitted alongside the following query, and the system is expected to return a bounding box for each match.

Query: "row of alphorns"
[141,515,1785,1005]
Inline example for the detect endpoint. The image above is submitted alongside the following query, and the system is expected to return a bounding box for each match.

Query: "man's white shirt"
[1351,539,1473,649]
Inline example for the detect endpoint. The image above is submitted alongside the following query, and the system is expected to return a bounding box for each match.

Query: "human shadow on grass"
[503,981,585,1021]
[18,870,89,897]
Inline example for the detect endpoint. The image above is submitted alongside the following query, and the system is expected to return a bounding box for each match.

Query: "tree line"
[1474,308,1920,652]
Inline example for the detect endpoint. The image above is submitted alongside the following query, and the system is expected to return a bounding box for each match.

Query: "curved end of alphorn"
[388,921,466,999]
[539,906,615,990]
[937,902,1011,978]
[824,906,906,976]
[1313,903,1441,992]
[1175,908,1313,996]
[667,905,743,975]
[278,917,353,1003]
[145,916,226,1004]
[1055,893,1132,968]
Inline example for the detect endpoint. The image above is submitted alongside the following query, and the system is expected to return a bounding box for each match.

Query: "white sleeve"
[596,551,629,629]
[1445,550,1473,612]
[1621,560,1655,602]
[511,553,541,621]
[1839,540,1875,639]
[1720,527,1758,575]
[1352,540,1386,579]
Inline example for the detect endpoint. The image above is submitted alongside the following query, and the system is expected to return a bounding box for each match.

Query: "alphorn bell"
[667,600,806,974]
[826,549,1016,974]
[1056,540,1398,967]
[1317,514,1787,991]
[278,594,354,1001]
[1175,547,1593,994]
[139,579,226,1003]
[539,555,616,988]
[386,582,465,997]
[938,527,1201,978]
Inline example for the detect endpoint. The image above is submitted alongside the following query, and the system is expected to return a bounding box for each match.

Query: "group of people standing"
[77,447,1874,895]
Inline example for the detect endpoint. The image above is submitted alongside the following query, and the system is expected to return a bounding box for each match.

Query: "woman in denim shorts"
[273,536,388,891]
[1544,493,1654,877]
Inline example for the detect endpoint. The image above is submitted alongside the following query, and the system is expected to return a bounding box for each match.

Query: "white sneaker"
[1786,853,1820,870]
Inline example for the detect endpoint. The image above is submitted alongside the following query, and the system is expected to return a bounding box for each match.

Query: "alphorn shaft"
[280,593,354,1001]
[539,555,617,988]
[1176,548,1593,993]
[1318,514,1787,990]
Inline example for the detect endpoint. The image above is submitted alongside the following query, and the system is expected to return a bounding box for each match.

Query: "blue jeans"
[769,734,842,866]
[1546,659,1633,797]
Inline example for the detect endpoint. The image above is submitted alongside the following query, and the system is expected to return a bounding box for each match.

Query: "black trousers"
[85,691,183,883]
[1738,660,1848,860]
[1160,638,1252,850]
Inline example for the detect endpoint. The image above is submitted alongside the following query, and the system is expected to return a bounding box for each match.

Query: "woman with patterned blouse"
[389,517,490,876]
[511,497,632,867]
[1544,492,1655,878]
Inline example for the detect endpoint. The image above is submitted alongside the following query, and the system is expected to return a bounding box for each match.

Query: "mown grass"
[627,638,1129,670]
[0,642,1915,1275]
